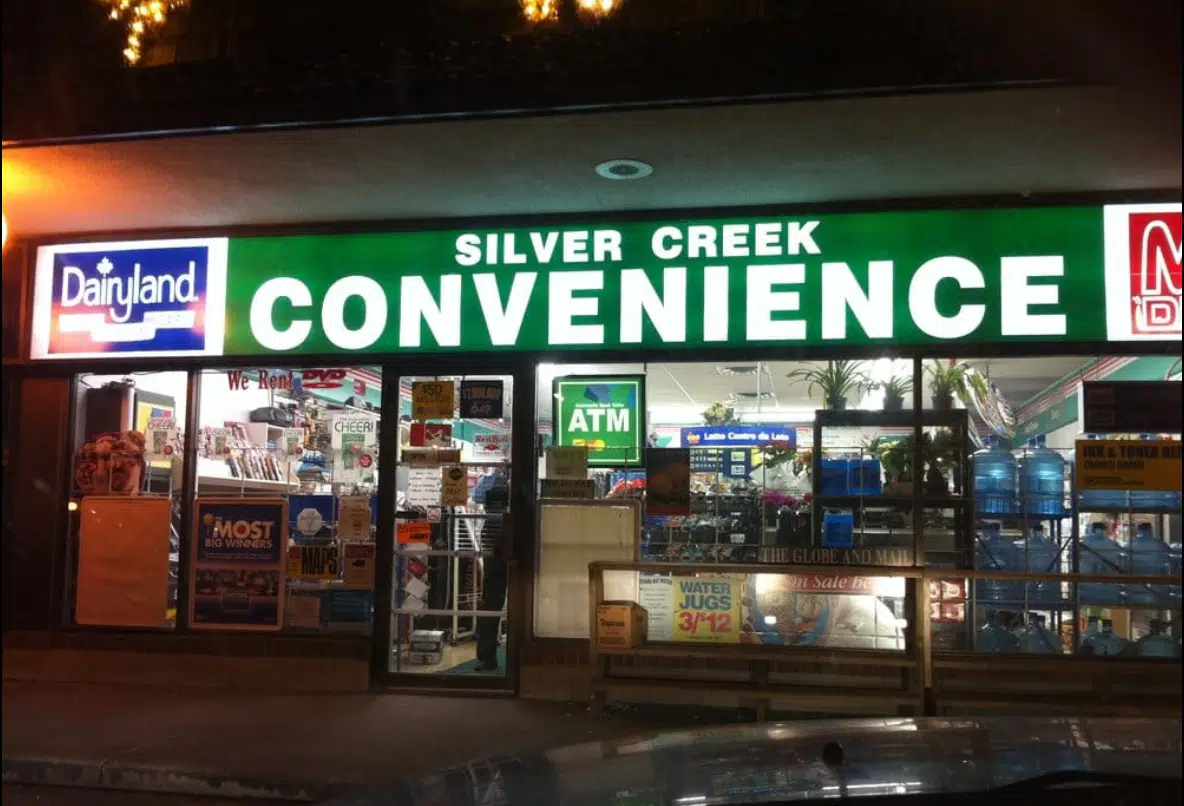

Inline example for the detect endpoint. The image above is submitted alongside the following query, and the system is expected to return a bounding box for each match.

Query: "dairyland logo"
[1104,204,1183,342]
[32,238,229,359]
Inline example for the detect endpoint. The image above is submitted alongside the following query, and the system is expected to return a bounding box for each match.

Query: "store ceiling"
[540,356,1098,415]
[2,84,1180,240]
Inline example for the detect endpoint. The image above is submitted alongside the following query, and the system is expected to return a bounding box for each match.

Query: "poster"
[459,380,504,418]
[540,478,595,499]
[280,428,305,458]
[336,495,372,539]
[441,465,469,506]
[75,496,172,628]
[474,433,510,462]
[404,447,460,467]
[342,543,376,589]
[288,543,340,581]
[144,417,180,461]
[740,573,905,650]
[410,422,452,448]
[190,498,287,630]
[646,448,691,515]
[553,376,645,466]
[672,575,743,643]
[412,381,455,420]
[290,494,334,538]
[547,445,589,479]
[397,521,432,545]
[407,468,442,506]
[286,591,322,629]
[1075,439,1182,491]
[638,573,674,641]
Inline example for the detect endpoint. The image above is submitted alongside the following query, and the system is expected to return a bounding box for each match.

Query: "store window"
[194,367,381,634]
[67,371,190,628]
[920,354,1182,658]
[533,360,911,651]
[390,374,514,678]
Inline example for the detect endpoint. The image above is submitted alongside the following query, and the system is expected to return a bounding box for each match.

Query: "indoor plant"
[702,402,741,426]
[787,360,872,410]
[879,374,913,411]
[923,359,984,409]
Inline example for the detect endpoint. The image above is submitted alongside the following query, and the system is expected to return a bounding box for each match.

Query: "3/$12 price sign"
[673,576,742,643]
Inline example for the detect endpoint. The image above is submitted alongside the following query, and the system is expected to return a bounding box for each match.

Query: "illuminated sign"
[30,238,228,359]
[28,204,1182,360]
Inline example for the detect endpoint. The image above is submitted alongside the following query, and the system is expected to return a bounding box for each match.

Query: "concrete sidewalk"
[2,681,728,801]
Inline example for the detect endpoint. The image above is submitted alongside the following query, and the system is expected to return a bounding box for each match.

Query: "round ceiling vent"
[595,159,653,180]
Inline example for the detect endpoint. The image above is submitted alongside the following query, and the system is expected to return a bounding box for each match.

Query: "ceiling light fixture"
[595,159,653,181]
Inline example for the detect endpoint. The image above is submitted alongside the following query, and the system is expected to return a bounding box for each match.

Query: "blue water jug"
[1017,524,1062,603]
[1127,522,1176,605]
[820,459,850,496]
[975,522,1022,602]
[1129,436,1183,510]
[1016,614,1060,654]
[1077,435,1130,511]
[973,435,1016,516]
[977,610,1020,653]
[848,459,883,496]
[1135,619,1181,658]
[1087,619,1130,657]
[1018,435,1065,517]
[822,510,854,548]
[1078,522,1126,605]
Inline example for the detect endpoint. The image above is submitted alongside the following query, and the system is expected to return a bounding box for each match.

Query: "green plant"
[702,402,740,426]
[787,361,872,408]
[880,374,913,401]
[924,360,987,405]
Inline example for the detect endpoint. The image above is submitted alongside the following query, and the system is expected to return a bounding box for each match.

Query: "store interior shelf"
[816,495,971,508]
[813,408,970,428]
[1076,506,1181,515]
[197,474,299,492]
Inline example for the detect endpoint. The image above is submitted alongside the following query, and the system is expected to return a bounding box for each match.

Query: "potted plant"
[702,402,740,426]
[924,360,977,410]
[787,360,872,410]
[879,374,913,411]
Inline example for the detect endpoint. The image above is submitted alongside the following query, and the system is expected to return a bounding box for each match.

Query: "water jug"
[973,435,1016,516]
[977,610,1020,653]
[1016,614,1060,654]
[1088,619,1130,657]
[1127,522,1175,605]
[820,459,850,496]
[975,522,1022,602]
[1077,522,1126,605]
[1129,436,1183,510]
[848,459,883,497]
[1018,435,1065,517]
[1077,434,1130,511]
[1017,524,1062,603]
[1135,619,1181,658]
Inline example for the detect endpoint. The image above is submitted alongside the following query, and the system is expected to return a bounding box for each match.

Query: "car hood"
[328,716,1182,805]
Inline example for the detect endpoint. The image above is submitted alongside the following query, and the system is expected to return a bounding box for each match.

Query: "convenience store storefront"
[4,200,1182,709]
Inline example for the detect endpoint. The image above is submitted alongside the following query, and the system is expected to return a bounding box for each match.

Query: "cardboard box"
[596,602,648,649]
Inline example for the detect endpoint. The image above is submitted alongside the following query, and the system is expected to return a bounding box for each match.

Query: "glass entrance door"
[388,374,514,685]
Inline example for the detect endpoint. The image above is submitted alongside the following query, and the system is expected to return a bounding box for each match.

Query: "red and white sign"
[1104,203,1182,341]
[301,368,349,390]
[410,422,453,448]
[779,573,900,596]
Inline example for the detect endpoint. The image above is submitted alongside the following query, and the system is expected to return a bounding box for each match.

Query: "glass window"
[66,371,189,628]
[924,354,1182,658]
[194,367,381,634]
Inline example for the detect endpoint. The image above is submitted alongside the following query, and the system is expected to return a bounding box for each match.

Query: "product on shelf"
[74,430,147,495]
[974,522,1022,603]
[1077,522,1126,605]
[972,435,1016,515]
[977,609,1020,653]
[1134,619,1180,658]
[1015,613,1060,654]
[1127,522,1178,605]
[1016,524,1062,603]
[1083,618,1130,656]
[1017,435,1065,516]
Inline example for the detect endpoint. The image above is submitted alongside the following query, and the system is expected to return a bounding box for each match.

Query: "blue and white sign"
[680,425,796,450]
[31,238,228,360]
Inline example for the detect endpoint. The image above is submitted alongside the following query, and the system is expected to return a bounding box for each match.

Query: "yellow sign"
[672,575,743,643]
[1075,439,1182,492]
[287,544,341,580]
[412,381,455,420]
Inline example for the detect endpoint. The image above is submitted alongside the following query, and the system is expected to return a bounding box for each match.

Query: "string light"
[520,0,559,24]
[575,0,620,19]
[101,0,188,64]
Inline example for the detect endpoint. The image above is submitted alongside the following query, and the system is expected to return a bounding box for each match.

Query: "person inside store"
[475,482,509,672]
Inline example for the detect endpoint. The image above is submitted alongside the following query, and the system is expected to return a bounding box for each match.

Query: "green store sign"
[553,376,645,466]
[28,203,1182,360]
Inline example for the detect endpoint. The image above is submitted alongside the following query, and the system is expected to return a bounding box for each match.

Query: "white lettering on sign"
[568,408,630,432]
[60,259,199,323]
[239,219,1079,353]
